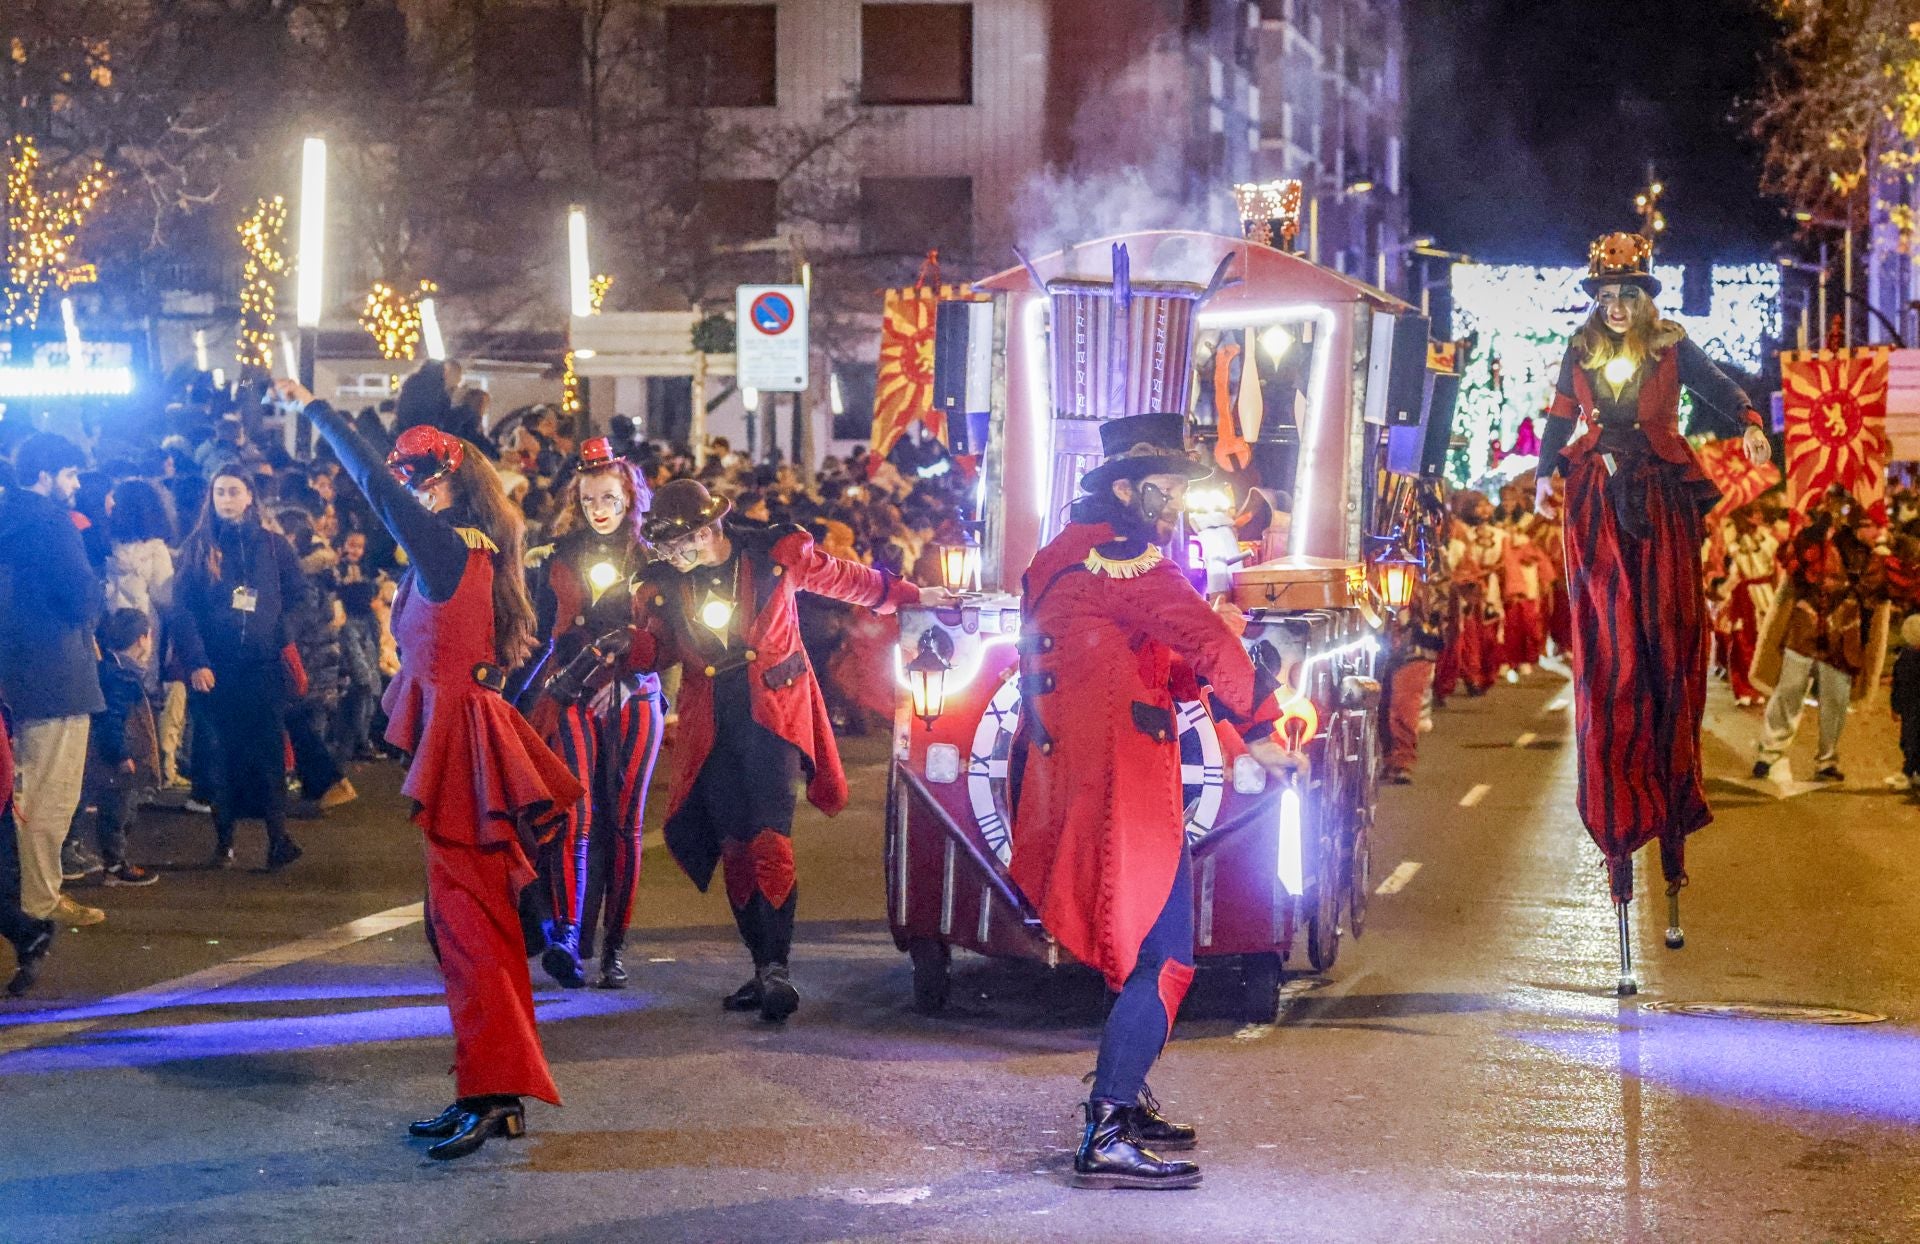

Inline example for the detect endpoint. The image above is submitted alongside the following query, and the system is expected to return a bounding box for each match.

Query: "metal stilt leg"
[1615,901,1637,997]
[1663,888,1685,950]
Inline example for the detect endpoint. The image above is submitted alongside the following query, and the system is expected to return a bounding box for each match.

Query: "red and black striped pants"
[543,676,664,957]
[1563,448,1713,901]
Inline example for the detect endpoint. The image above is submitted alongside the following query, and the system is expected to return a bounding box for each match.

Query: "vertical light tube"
[295,137,328,329]
[193,328,209,372]
[568,205,592,319]
[60,298,82,370]
[419,297,446,361]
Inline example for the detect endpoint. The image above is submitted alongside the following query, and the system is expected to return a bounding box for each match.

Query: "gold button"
[574,615,586,626]
[745,649,758,661]
[704,665,717,677]
[654,595,665,606]
[1040,743,1053,755]
[772,565,784,576]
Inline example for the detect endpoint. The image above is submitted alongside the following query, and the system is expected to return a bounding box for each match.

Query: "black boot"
[595,945,627,990]
[5,918,54,997]
[426,1096,525,1160]
[722,973,763,1011]
[265,835,303,872]
[758,962,800,1023]
[1127,1085,1197,1152]
[540,922,586,989]
[408,1102,466,1138]
[1072,1100,1201,1190]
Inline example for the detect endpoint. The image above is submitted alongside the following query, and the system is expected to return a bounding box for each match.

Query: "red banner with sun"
[1781,349,1891,517]
[872,282,974,464]
[1697,435,1782,522]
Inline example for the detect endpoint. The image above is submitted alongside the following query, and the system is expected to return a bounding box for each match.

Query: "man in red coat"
[1011,414,1291,1190]
[632,480,952,1021]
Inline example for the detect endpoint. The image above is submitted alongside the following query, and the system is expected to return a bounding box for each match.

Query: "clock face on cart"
[966,667,1225,865]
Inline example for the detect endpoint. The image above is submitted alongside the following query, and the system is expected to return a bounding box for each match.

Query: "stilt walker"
[286,383,582,1159]
[523,438,662,990]
[1533,234,1771,992]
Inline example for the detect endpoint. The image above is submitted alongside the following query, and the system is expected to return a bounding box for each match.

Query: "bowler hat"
[642,478,731,545]
[1079,413,1211,495]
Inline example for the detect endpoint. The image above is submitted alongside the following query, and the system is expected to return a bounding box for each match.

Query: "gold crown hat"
[1581,232,1661,297]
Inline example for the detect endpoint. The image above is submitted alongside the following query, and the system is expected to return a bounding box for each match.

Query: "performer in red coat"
[1011,414,1290,1191]
[522,438,661,990]
[630,480,952,1021]
[284,382,583,1160]
[1532,234,1770,992]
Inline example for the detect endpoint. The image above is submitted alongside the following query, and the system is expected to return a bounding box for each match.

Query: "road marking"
[1375,861,1422,895]
[0,901,424,1057]
[1514,732,1538,748]
[1459,783,1492,807]
[1232,977,1322,1040]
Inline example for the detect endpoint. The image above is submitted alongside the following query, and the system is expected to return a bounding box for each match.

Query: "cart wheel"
[1346,821,1372,940]
[1305,858,1342,974]
[908,939,951,1015]
[1239,953,1284,1023]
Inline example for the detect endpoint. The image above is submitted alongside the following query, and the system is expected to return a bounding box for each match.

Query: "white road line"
[1514,732,1538,748]
[0,901,424,1057]
[1232,978,1322,1040]
[1459,783,1492,808]
[1375,861,1422,895]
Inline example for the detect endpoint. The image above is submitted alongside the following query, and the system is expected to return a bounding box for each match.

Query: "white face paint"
[1597,283,1642,333]
[578,473,629,536]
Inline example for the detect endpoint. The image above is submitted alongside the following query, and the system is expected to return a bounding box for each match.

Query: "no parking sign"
[735,284,809,392]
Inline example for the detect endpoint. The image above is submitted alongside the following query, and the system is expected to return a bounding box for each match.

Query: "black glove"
[544,629,633,703]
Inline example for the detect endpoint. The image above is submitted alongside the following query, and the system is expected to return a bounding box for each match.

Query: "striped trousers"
[542,676,664,958]
[1563,449,1713,902]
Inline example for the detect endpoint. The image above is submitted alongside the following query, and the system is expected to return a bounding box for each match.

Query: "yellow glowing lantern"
[937,535,981,593]
[1377,558,1418,609]
[1275,691,1321,752]
[904,628,955,730]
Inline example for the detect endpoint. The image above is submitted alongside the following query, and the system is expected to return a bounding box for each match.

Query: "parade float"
[884,198,1444,1022]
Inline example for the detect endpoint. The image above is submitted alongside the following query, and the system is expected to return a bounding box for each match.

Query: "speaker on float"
[934,299,993,453]
[1364,312,1433,427]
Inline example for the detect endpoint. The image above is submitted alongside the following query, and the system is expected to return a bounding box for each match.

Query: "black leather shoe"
[541,924,586,989]
[409,1102,466,1139]
[426,1097,525,1160]
[595,949,627,990]
[1072,1099,1201,1190]
[265,839,303,872]
[1127,1085,1197,1152]
[758,963,800,1022]
[5,922,52,997]
[722,975,763,1011]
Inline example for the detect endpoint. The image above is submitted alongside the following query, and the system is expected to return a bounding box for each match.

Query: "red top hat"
[387,425,465,488]
[577,436,619,471]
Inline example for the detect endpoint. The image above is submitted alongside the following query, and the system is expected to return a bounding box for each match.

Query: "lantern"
[937,532,981,592]
[904,627,956,730]
[1377,557,1418,609]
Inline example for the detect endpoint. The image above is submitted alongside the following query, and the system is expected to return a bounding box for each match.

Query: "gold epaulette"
[455,527,499,554]
[524,542,555,568]
[1084,542,1163,580]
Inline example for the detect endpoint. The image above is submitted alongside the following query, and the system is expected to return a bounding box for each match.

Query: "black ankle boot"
[426,1096,525,1160]
[1072,1099,1201,1190]
[541,923,586,989]
[409,1102,466,1138]
[1127,1085,1197,1152]
[722,973,763,1011]
[595,946,627,990]
[758,962,800,1022]
[265,837,303,872]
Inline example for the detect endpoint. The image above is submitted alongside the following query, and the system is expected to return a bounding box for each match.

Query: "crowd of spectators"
[0,359,974,994]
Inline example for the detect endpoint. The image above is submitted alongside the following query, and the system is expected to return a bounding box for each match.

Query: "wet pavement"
[6,670,1920,1243]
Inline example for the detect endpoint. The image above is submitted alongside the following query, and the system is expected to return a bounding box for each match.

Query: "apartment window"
[861,5,972,105]
[666,5,777,107]
[476,6,582,109]
[698,179,779,244]
[859,177,973,258]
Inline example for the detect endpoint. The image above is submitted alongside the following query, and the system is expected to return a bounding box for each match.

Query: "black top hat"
[641,477,731,545]
[1580,231,1662,298]
[1079,413,1212,495]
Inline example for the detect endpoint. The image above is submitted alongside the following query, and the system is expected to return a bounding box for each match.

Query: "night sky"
[1406,0,1791,264]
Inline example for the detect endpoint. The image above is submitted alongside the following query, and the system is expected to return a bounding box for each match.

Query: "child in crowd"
[1890,615,1920,792]
[82,609,163,886]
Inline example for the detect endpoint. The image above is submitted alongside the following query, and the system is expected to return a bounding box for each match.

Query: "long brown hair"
[179,465,281,582]
[551,459,652,542]
[444,442,538,667]
[1573,284,1681,375]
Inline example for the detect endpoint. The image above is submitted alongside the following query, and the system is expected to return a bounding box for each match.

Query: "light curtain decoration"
[1780,348,1892,516]
[236,196,289,369]
[359,279,437,362]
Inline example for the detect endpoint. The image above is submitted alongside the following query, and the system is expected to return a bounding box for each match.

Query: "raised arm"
[301,397,469,602]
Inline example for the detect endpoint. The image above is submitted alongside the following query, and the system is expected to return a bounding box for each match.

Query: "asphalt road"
[5,670,1920,1243]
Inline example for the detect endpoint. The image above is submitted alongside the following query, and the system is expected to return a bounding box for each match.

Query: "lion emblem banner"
[1780,349,1890,516]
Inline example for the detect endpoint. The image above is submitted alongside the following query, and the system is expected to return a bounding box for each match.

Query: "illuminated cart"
[889,230,1428,1021]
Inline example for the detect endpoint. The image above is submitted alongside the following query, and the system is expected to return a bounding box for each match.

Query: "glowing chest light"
[700,593,736,633]
[1603,357,1637,388]
[587,560,619,602]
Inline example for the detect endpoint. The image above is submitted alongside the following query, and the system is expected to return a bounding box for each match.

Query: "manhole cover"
[1641,1001,1887,1025]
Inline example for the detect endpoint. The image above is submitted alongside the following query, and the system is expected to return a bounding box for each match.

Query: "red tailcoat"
[1010,520,1268,990]
[630,522,918,886]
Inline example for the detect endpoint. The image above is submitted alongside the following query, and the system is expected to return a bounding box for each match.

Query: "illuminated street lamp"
[567,205,592,320]
[1376,556,1418,609]
[295,136,327,390]
[419,297,446,361]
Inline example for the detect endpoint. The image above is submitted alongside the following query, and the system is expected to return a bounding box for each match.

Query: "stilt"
[1663,886,1685,951]
[1614,901,1637,997]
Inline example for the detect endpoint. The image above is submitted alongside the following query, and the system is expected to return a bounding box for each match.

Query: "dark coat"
[88,651,159,789]
[172,522,308,673]
[1892,647,1920,721]
[0,488,105,721]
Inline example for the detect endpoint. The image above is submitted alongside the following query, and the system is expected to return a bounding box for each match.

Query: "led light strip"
[893,628,1019,696]
[0,366,134,397]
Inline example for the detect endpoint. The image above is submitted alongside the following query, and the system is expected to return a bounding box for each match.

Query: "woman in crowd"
[102,478,184,787]
[172,466,308,871]
[278,379,580,1162]
[523,437,661,990]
